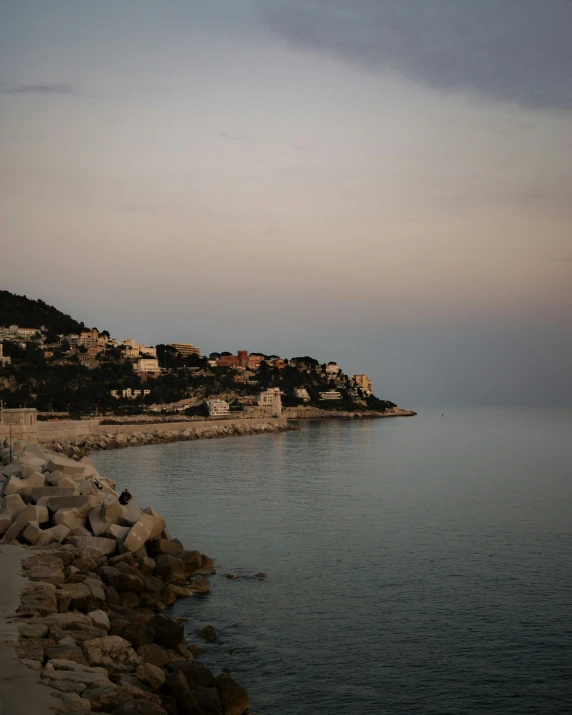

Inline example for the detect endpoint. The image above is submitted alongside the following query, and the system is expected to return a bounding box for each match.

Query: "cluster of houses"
[1,327,375,414]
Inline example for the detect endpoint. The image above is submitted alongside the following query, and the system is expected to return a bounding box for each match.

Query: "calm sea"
[91,409,572,715]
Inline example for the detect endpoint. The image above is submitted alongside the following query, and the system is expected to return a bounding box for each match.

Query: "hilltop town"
[0,291,397,420]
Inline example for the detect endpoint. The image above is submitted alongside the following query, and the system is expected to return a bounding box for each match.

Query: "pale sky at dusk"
[1,0,571,407]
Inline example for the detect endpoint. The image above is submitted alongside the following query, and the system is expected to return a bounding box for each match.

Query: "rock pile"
[1,439,251,714]
[45,421,296,460]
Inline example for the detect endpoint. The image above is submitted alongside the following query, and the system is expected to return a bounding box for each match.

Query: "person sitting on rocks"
[118,488,132,505]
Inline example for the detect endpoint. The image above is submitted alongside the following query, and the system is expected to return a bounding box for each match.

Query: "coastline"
[0,439,251,715]
[284,406,417,420]
[44,420,296,459]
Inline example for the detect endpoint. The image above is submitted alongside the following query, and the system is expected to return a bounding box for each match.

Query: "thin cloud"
[3,82,84,97]
[262,0,572,111]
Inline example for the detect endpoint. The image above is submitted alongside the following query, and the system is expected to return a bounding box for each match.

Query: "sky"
[1,0,571,408]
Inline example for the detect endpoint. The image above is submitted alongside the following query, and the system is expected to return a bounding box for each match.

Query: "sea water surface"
[92,409,572,714]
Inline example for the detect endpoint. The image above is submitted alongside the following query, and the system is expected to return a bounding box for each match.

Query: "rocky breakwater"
[0,438,251,715]
[45,421,295,460]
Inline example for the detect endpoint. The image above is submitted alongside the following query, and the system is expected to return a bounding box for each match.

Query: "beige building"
[133,358,161,373]
[352,374,373,395]
[207,399,230,418]
[169,343,201,357]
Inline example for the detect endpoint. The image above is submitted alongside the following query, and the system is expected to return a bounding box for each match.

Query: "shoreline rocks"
[43,421,296,460]
[1,439,252,714]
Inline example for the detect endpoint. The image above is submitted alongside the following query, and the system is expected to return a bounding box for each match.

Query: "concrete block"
[46,495,100,515]
[89,497,123,536]
[3,470,45,496]
[45,470,65,485]
[66,535,117,556]
[2,463,23,479]
[29,486,76,503]
[24,444,50,459]
[104,524,130,541]
[46,456,87,475]
[69,526,92,537]
[123,513,166,553]
[22,522,42,545]
[121,498,142,525]
[53,507,87,531]
[36,524,71,546]
[21,459,48,473]
[1,504,44,542]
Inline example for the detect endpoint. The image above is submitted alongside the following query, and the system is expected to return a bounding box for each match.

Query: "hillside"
[0,290,87,334]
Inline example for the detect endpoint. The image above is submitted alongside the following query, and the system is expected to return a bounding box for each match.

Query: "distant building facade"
[258,387,282,417]
[169,343,201,357]
[207,400,230,418]
[352,374,373,395]
[319,390,342,400]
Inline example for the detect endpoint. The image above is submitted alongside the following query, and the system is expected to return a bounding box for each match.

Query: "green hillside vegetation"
[0,290,87,334]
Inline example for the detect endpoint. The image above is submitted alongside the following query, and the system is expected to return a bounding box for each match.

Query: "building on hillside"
[217,350,249,368]
[319,390,342,400]
[295,387,310,402]
[133,358,161,375]
[77,353,98,369]
[248,354,264,369]
[0,342,11,367]
[169,343,201,357]
[325,362,341,376]
[352,374,373,395]
[258,387,282,417]
[207,399,230,418]
[268,358,287,369]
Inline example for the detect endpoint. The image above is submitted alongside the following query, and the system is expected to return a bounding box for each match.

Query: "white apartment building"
[319,390,342,400]
[258,387,282,416]
[294,387,310,402]
[207,400,230,418]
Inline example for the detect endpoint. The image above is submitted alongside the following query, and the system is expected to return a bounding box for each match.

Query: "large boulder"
[53,507,87,531]
[137,644,170,669]
[3,470,45,496]
[0,494,28,535]
[1,504,48,543]
[46,455,88,476]
[135,662,166,691]
[89,497,125,536]
[66,535,118,556]
[154,555,185,583]
[147,615,184,649]
[82,635,143,673]
[214,675,250,715]
[166,661,215,690]
[121,498,143,525]
[47,495,100,515]
[123,513,166,553]
[117,621,156,649]
[30,486,76,502]
[164,671,203,715]
[31,523,71,546]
